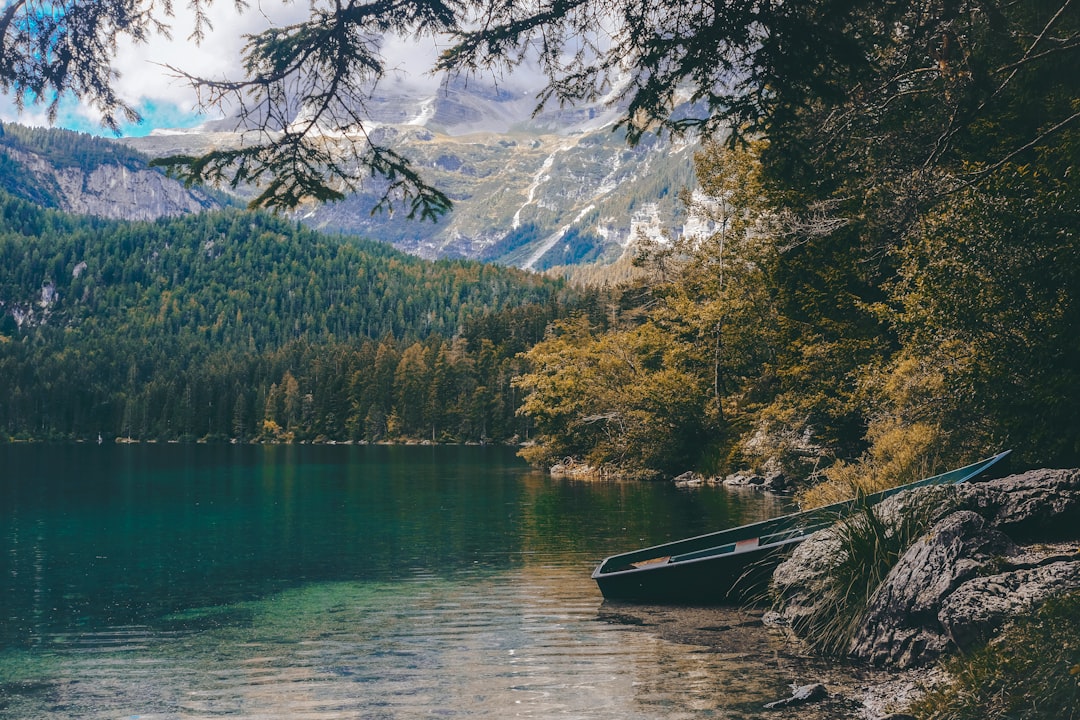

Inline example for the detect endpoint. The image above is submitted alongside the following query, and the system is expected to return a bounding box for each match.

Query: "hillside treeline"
[0,191,574,443]
[519,122,1078,484]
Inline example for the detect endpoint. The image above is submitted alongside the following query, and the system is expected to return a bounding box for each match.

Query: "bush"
[799,420,941,509]
[907,592,1080,720]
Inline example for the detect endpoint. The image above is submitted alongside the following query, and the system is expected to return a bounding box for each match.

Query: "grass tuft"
[776,491,940,656]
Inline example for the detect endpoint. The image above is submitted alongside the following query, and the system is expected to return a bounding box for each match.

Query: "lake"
[0,444,811,719]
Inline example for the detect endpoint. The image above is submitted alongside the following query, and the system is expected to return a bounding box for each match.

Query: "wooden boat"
[592,450,1011,604]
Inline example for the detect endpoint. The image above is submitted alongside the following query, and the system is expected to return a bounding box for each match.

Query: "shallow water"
[0,444,812,719]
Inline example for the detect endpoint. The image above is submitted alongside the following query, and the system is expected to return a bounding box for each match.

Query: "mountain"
[123,79,703,269]
[0,122,222,220]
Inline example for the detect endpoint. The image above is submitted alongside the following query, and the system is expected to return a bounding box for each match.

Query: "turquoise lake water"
[0,444,799,718]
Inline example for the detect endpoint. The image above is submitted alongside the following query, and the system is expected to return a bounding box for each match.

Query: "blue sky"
[0,2,303,137]
[0,1,454,139]
[0,94,207,137]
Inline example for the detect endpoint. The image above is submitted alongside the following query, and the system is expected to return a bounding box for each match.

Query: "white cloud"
[108,1,311,128]
[0,1,565,136]
[1,1,457,135]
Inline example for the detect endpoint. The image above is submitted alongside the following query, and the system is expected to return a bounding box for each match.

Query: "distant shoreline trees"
[0,186,575,444]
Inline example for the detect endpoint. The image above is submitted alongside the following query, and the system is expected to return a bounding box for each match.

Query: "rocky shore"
[761,467,1080,716]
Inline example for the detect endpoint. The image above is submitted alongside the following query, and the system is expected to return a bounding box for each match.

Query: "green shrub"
[776,491,940,656]
[908,592,1080,720]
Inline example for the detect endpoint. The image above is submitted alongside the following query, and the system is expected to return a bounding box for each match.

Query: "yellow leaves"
[799,419,943,509]
[515,313,711,474]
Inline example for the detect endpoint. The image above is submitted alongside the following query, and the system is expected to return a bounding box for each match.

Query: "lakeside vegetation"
[909,591,1080,720]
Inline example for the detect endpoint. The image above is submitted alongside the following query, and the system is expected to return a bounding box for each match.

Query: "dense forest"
[513,0,1080,487]
[0,188,582,443]
[2,1,1077,492]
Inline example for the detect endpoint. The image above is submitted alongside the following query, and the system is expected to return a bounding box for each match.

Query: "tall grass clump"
[907,592,1080,720]
[777,491,942,656]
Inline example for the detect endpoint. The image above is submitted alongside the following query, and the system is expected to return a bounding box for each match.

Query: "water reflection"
[0,444,808,718]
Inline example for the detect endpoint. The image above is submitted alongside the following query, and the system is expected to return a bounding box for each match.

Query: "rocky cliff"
[0,123,220,221]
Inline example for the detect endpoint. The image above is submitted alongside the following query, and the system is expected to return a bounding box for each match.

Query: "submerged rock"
[763,682,828,709]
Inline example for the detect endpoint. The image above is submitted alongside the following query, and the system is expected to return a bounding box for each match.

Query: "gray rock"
[939,559,1080,650]
[955,468,1080,539]
[5,146,218,221]
[673,471,705,487]
[849,510,1017,668]
[770,467,1080,670]
[770,527,847,629]
[764,471,788,492]
[723,472,766,488]
[763,682,828,709]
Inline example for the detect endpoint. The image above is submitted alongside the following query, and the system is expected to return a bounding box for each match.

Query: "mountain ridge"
[122,78,702,269]
[0,122,222,220]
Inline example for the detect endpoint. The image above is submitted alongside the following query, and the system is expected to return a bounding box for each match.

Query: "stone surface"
[938,558,1080,650]
[673,471,706,487]
[6,146,218,220]
[770,527,846,629]
[723,472,767,488]
[770,467,1080,670]
[763,682,828,709]
[849,510,1017,668]
[955,468,1080,539]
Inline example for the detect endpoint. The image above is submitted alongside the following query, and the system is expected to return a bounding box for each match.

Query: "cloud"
[1,1,450,135]
[107,1,311,130]
[0,1,553,136]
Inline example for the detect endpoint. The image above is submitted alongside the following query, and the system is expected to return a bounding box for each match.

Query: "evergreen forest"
[0,188,577,444]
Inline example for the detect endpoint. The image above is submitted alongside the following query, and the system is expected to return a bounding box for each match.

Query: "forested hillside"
[519,104,1079,484]
[0,190,577,443]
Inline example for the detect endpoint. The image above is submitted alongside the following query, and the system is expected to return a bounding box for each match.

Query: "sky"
[0,1,450,137]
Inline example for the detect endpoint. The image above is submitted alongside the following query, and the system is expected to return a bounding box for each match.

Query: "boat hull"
[593,542,794,604]
[592,451,1012,604]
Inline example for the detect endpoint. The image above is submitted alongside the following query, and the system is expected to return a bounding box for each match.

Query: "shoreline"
[599,601,930,719]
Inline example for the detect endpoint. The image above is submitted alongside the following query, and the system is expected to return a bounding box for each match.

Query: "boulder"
[723,472,766,488]
[939,558,1080,650]
[849,510,1017,668]
[770,528,847,629]
[673,471,706,487]
[955,468,1080,539]
[770,467,1080,670]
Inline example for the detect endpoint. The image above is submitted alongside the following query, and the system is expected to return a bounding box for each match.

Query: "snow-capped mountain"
[123,78,702,269]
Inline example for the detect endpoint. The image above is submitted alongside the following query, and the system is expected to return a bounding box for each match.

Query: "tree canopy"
[0,186,578,442]
[3,1,1075,218]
